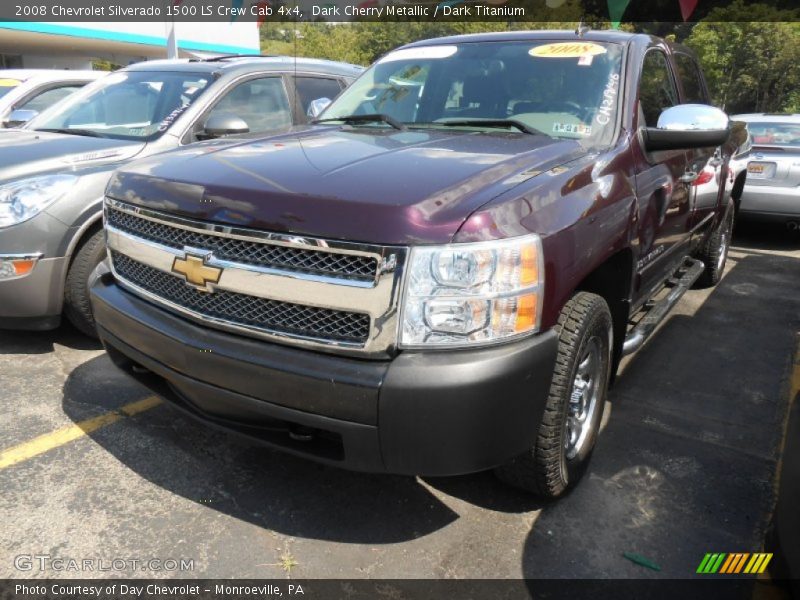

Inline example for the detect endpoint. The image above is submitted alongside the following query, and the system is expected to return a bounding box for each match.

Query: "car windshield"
[0,78,21,99]
[27,71,211,141]
[322,40,624,145]
[747,122,800,147]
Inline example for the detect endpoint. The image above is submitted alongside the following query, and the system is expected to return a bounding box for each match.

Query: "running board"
[621,258,705,356]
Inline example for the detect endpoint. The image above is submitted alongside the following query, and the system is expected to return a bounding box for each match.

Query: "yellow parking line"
[0,396,162,470]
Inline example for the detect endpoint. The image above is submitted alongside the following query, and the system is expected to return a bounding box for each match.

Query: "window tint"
[293,77,343,114]
[325,41,625,145]
[206,77,291,135]
[639,50,679,127]
[29,72,211,140]
[746,122,800,147]
[18,85,82,113]
[674,54,707,104]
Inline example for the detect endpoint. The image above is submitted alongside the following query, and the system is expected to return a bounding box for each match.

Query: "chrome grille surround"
[104,198,407,357]
[106,206,378,281]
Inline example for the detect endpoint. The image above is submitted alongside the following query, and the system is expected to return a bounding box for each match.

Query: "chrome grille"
[106,207,378,281]
[111,252,371,343]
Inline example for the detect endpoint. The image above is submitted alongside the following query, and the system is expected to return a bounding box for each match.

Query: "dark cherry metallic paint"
[108,32,730,335]
[95,31,733,477]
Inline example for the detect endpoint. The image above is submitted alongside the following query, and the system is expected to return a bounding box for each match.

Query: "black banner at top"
[4,0,800,22]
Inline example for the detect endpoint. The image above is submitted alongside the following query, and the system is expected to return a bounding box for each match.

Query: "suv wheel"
[495,292,612,498]
[695,200,734,288]
[63,229,105,338]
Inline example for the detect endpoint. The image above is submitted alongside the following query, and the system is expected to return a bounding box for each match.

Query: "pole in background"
[167,19,179,58]
[167,0,182,58]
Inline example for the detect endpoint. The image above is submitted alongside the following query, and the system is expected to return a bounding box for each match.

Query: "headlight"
[0,174,78,228]
[400,234,544,348]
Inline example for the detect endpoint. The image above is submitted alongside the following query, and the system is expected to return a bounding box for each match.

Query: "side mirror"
[202,114,249,139]
[643,104,730,152]
[307,97,332,119]
[4,109,39,128]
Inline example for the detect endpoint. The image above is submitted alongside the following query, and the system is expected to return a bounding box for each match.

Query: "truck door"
[673,52,721,234]
[634,48,694,296]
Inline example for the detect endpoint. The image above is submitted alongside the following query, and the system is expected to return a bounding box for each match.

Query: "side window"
[639,50,679,128]
[205,77,292,135]
[293,77,343,115]
[674,54,708,104]
[18,85,83,113]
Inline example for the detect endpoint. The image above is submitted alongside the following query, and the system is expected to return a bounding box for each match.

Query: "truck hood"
[0,129,144,182]
[110,127,585,245]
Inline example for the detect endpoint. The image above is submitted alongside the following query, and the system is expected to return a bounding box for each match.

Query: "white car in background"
[733,113,800,230]
[0,69,105,128]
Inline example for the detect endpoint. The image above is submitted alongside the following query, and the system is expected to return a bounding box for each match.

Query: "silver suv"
[733,113,800,230]
[0,56,362,336]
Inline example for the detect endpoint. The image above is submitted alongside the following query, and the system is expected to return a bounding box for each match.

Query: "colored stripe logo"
[697,553,773,574]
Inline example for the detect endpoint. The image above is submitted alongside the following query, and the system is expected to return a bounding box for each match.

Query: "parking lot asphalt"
[1,224,798,580]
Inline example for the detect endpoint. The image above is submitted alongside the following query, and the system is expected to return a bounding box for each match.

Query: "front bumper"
[738,184,800,221]
[0,256,68,328]
[91,274,559,476]
[0,211,75,329]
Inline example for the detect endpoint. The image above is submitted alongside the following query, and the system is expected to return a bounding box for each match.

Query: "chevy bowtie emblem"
[171,252,222,292]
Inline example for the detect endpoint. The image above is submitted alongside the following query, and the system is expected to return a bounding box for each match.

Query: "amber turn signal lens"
[514,294,538,332]
[12,259,36,276]
[520,244,539,286]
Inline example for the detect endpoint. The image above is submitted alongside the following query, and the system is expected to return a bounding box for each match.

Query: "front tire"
[495,292,613,498]
[63,229,106,338]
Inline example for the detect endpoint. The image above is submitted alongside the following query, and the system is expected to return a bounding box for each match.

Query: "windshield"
[0,78,21,99]
[27,71,211,141]
[747,122,800,147]
[322,40,624,144]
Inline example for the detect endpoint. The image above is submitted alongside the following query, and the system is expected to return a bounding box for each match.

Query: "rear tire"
[63,229,105,338]
[695,200,734,288]
[495,292,613,499]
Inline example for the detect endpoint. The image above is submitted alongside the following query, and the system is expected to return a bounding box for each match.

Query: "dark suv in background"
[0,56,361,335]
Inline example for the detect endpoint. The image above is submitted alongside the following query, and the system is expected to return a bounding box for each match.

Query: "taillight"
[692,168,715,186]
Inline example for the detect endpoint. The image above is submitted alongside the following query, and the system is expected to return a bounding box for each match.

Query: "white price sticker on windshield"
[378,46,458,63]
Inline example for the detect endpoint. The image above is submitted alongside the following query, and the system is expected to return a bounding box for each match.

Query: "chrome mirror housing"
[644,104,731,152]
[307,97,332,119]
[657,104,729,131]
[4,109,39,128]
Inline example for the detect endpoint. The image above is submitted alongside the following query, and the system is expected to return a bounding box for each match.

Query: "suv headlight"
[0,174,78,228]
[400,234,544,348]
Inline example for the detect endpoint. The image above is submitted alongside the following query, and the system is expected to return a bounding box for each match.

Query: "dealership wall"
[0,22,261,69]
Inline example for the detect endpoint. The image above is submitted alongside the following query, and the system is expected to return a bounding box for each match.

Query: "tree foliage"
[685,19,800,113]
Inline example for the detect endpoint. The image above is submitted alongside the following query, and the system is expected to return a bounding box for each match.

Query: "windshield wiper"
[36,128,105,138]
[431,119,547,136]
[312,113,407,131]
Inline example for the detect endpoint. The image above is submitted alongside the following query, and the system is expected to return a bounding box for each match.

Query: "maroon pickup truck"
[90,30,740,498]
